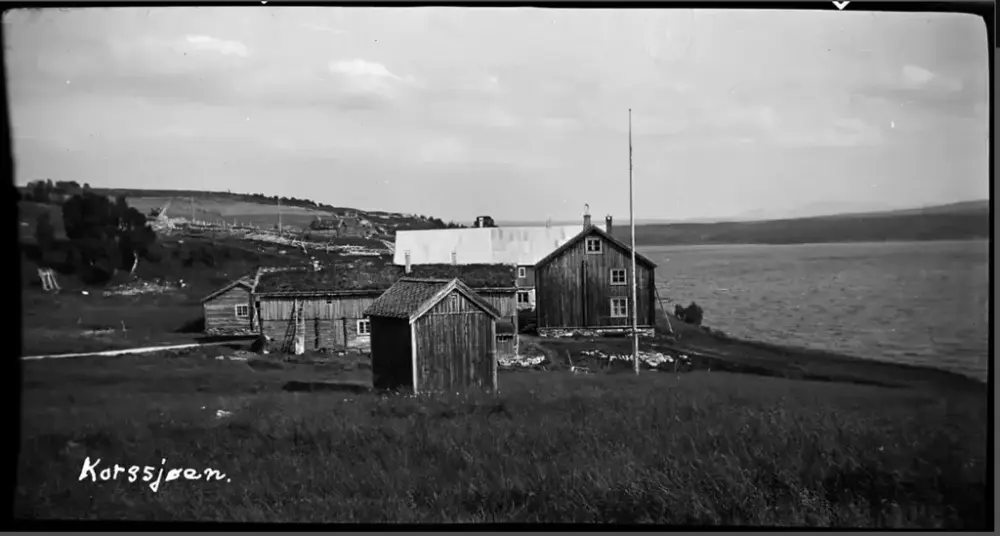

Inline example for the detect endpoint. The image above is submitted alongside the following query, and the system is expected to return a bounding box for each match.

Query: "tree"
[61,191,157,276]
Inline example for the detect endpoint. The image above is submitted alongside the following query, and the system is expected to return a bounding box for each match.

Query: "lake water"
[639,240,990,382]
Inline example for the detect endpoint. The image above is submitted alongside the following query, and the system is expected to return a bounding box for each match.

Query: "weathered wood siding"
[203,286,253,332]
[370,316,413,390]
[535,231,656,329]
[516,265,536,288]
[477,291,517,321]
[257,294,380,350]
[473,290,517,359]
[413,290,497,393]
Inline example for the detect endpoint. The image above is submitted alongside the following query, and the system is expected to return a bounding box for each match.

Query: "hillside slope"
[614,201,990,246]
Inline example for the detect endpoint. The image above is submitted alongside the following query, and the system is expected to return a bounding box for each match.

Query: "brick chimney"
[583,204,591,229]
[605,215,613,235]
[404,251,412,274]
[451,251,457,265]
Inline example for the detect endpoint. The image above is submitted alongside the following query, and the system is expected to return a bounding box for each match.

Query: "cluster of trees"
[31,192,159,284]
[21,179,91,204]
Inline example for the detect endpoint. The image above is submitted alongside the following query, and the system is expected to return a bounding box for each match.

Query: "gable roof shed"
[365,277,501,322]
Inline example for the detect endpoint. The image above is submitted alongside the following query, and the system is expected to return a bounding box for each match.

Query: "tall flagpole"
[629,109,640,375]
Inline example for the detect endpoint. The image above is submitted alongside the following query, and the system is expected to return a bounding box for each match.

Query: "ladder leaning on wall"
[281,299,305,355]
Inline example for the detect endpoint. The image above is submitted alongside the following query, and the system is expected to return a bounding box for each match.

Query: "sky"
[4,7,991,223]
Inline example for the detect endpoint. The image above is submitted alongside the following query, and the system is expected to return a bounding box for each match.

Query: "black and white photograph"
[9,3,991,527]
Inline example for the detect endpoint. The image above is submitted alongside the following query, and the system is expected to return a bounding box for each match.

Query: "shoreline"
[636,237,989,250]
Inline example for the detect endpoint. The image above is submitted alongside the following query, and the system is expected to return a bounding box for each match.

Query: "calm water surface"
[639,240,990,382]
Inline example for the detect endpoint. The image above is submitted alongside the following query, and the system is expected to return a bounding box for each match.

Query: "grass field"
[17,348,987,527]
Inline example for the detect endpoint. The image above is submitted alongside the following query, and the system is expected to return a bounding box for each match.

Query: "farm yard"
[15,187,989,527]
[17,342,987,526]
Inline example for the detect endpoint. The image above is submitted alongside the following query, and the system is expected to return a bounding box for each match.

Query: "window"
[585,237,603,254]
[517,291,530,304]
[357,319,371,336]
[235,304,250,318]
[518,266,526,278]
[610,269,627,286]
[610,298,628,318]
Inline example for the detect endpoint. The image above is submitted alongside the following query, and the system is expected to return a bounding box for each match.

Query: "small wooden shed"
[201,277,257,335]
[365,277,501,394]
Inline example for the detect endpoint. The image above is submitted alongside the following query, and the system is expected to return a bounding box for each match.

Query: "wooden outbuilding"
[533,221,658,334]
[200,276,257,335]
[405,263,519,358]
[365,277,501,394]
[251,260,518,355]
[253,262,398,353]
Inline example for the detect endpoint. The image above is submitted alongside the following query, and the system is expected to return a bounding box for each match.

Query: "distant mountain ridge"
[611,199,990,247]
[500,199,990,227]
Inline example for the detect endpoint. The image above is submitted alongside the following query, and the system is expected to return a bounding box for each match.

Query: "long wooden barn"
[365,277,501,394]
[251,260,518,355]
[253,263,399,352]
[533,222,658,335]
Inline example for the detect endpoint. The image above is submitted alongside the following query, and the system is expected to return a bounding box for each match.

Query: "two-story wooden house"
[533,215,658,336]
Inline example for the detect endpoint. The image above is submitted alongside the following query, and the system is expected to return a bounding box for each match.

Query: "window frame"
[585,237,603,254]
[356,318,371,336]
[516,290,530,304]
[234,304,250,318]
[610,298,628,318]
[518,266,527,278]
[610,268,627,286]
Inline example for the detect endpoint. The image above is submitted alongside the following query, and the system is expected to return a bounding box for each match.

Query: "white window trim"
[585,237,603,254]
[610,269,627,286]
[234,304,250,318]
[518,266,526,278]
[516,290,530,303]
[356,318,371,336]
[610,298,628,318]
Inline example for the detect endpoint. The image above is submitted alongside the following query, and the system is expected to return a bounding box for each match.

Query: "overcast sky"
[5,8,990,222]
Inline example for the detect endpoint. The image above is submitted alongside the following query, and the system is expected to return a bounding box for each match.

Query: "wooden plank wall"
[516,265,536,288]
[475,291,518,358]
[257,295,378,350]
[370,316,412,390]
[204,287,254,332]
[413,290,496,393]
[535,233,655,329]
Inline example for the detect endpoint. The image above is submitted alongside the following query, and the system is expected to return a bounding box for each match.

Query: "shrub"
[674,302,704,326]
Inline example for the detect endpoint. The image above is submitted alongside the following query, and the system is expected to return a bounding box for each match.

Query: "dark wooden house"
[201,276,257,335]
[533,222,657,335]
[365,277,501,394]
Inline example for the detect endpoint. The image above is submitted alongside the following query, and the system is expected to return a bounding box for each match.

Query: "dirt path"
[21,340,241,361]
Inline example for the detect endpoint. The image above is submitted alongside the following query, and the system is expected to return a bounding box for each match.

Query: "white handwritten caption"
[79,456,230,493]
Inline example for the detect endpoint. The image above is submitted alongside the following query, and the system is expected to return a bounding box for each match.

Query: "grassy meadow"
[17,348,988,527]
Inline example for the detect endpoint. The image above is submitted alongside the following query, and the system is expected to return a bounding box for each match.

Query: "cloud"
[854,63,982,119]
[326,58,418,103]
[184,35,250,57]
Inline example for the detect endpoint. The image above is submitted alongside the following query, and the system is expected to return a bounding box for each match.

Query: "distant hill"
[612,200,990,247]
[17,186,464,237]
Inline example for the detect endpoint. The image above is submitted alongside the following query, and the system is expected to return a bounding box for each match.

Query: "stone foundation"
[538,327,656,339]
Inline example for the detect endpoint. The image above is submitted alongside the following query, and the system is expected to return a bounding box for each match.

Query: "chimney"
[583,204,592,229]
[605,215,613,235]
[451,251,457,265]
[404,251,412,274]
